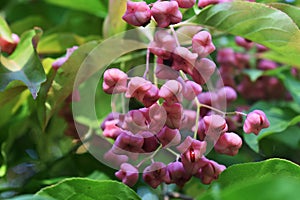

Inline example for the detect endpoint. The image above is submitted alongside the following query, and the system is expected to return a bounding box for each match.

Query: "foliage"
[0,0,300,199]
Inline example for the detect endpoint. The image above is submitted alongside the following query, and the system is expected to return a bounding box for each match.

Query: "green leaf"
[269,3,300,28]
[281,74,300,105]
[87,171,111,181]
[0,28,46,99]
[44,41,98,126]
[243,101,300,152]
[10,15,52,35]
[0,82,26,106]
[195,1,300,67]
[216,158,300,189]
[45,30,147,127]
[198,159,300,200]
[0,16,13,42]
[37,33,85,54]
[198,176,300,200]
[103,0,127,38]
[269,126,300,149]
[44,0,108,18]
[37,178,141,200]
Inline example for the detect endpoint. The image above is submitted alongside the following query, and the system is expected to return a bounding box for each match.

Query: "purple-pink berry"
[243,110,270,135]
[115,163,139,187]
[151,1,182,28]
[214,132,242,156]
[122,1,151,27]
[103,68,128,94]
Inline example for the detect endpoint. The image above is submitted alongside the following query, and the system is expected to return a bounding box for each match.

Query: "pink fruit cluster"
[217,37,287,101]
[99,0,270,189]
[123,0,232,28]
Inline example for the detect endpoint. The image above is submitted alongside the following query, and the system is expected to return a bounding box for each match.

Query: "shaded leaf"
[37,33,85,54]
[281,74,300,105]
[0,28,46,98]
[0,82,26,106]
[44,0,108,18]
[269,126,300,149]
[37,178,141,200]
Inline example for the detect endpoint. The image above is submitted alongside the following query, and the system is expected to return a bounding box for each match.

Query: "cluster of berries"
[122,0,232,28]
[99,0,270,188]
[217,36,288,101]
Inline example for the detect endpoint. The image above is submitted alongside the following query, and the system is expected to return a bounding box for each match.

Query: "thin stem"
[136,144,162,168]
[143,47,150,79]
[199,103,226,116]
[170,25,180,47]
[235,111,248,117]
[166,147,180,160]
[153,56,158,87]
[121,94,126,114]
[193,99,200,139]
[179,70,188,80]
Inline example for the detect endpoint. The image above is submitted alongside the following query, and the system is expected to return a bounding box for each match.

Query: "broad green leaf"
[44,0,108,18]
[0,16,13,42]
[195,1,300,67]
[198,176,300,200]
[37,178,141,200]
[198,159,300,200]
[269,125,300,149]
[45,30,147,128]
[213,158,300,189]
[243,101,300,152]
[37,33,85,54]
[103,0,127,38]
[44,41,98,126]
[269,3,300,28]
[0,28,46,99]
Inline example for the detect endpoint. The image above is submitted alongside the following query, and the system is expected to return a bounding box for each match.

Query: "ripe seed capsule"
[189,147,195,162]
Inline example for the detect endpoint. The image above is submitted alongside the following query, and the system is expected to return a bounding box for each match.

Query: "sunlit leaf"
[103,0,127,38]
[37,178,141,200]
[198,159,300,200]
[269,3,300,28]
[0,16,13,42]
[0,28,46,99]
[44,0,108,18]
[195,1,300,67]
